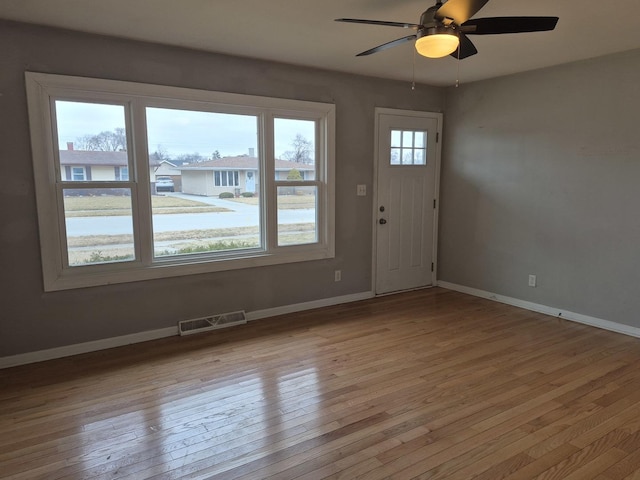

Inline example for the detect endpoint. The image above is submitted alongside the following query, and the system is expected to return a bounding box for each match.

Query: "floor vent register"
[178,310,247,336]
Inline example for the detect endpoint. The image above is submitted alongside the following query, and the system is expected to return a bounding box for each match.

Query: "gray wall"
[439,49,640,328]
[0,21,444,357]
[5,19,638,359]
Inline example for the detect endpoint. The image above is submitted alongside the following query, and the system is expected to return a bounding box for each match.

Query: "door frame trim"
[372,107,443,295]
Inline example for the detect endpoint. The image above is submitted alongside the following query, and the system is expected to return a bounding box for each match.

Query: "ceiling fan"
[335,0,559,60]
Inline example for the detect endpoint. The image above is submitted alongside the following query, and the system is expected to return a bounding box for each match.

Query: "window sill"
[44,247,335,291]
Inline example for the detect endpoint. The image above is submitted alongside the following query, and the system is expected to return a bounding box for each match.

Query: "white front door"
[374,108,442,295]
[245,171,256,193]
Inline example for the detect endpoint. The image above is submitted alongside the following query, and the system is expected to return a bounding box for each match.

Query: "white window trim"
[26,72,335,291]
[70,166,87,181]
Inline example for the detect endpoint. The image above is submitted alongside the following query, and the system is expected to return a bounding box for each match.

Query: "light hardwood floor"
[2,288,640,479]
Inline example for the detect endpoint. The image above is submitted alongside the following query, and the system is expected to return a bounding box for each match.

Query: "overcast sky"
[55,101,314,159]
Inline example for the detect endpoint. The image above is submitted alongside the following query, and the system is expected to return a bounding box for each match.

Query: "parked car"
[156,176,175,192]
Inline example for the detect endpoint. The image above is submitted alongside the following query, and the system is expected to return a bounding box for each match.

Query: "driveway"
[167,192,257,213]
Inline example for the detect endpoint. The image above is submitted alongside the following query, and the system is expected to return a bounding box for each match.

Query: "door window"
[390,129,427,165]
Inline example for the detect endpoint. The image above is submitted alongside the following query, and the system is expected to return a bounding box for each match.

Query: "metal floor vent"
[178,310,247,336]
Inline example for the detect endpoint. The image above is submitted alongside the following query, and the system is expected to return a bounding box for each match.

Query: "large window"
[26,73,335,291]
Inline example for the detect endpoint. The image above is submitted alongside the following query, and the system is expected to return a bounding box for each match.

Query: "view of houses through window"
[54,100,320,266]
[274,118,317,246]
[56,100,137,266]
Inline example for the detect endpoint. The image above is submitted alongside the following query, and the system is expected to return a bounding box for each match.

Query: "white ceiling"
[2,0,640,87]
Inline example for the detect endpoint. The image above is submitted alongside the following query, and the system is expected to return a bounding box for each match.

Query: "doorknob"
[379,218,387,225]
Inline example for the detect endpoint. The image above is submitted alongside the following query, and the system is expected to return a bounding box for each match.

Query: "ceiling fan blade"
[461,17,559,35]
[356,35,417,56]
[450,33,478,60]
[335,18,419,29]
[436,0,490,25]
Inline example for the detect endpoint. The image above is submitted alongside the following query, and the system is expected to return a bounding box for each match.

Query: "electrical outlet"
[356,184,367,196]
[334,270,342,282]
[528,274,537,287]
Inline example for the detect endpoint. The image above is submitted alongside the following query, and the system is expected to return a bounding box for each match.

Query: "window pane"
[391,130,402,148]
[277,186,317,246]
[150,192,261,257]
[390,148,401,165]
[414,149,426,165]
[390,130,428,166]
[274,118,316,181]
[146,106,258,193]
[63,188,135,266]
[55,101,129,182]
[402,148,413,165]
[145,107,261,257]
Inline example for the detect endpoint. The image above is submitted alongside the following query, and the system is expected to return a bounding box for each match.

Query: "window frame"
[70,166,87,181]
[273,115,323,247]
[390,129,428,166]
[26,72,335,291]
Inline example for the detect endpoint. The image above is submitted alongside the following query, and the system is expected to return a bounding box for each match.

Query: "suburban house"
[59,146,160,182]
[2,2,640,478]
[59,147,132,182]
[180,156,315,196]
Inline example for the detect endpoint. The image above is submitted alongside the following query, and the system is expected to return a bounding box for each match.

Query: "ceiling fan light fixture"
[415,27,459,58]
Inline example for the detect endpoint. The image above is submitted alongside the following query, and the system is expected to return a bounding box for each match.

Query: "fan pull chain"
[456,33,461,88]
[412,47,416,91]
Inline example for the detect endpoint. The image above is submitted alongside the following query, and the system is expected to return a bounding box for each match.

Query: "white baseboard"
[0,326,179,369]
[438,281,640,339]
[246,291,375,321]
[0,291,375,369]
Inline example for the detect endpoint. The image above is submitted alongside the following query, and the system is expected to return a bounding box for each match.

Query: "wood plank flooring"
[2,288,640,479]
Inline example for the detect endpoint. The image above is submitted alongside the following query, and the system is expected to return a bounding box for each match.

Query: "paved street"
[65,194,315,236]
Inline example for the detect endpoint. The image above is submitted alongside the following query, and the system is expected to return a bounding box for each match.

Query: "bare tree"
[76,128,126,151]
[176,152,205,163]
[150,145,171,162]
[282,134,313,164]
